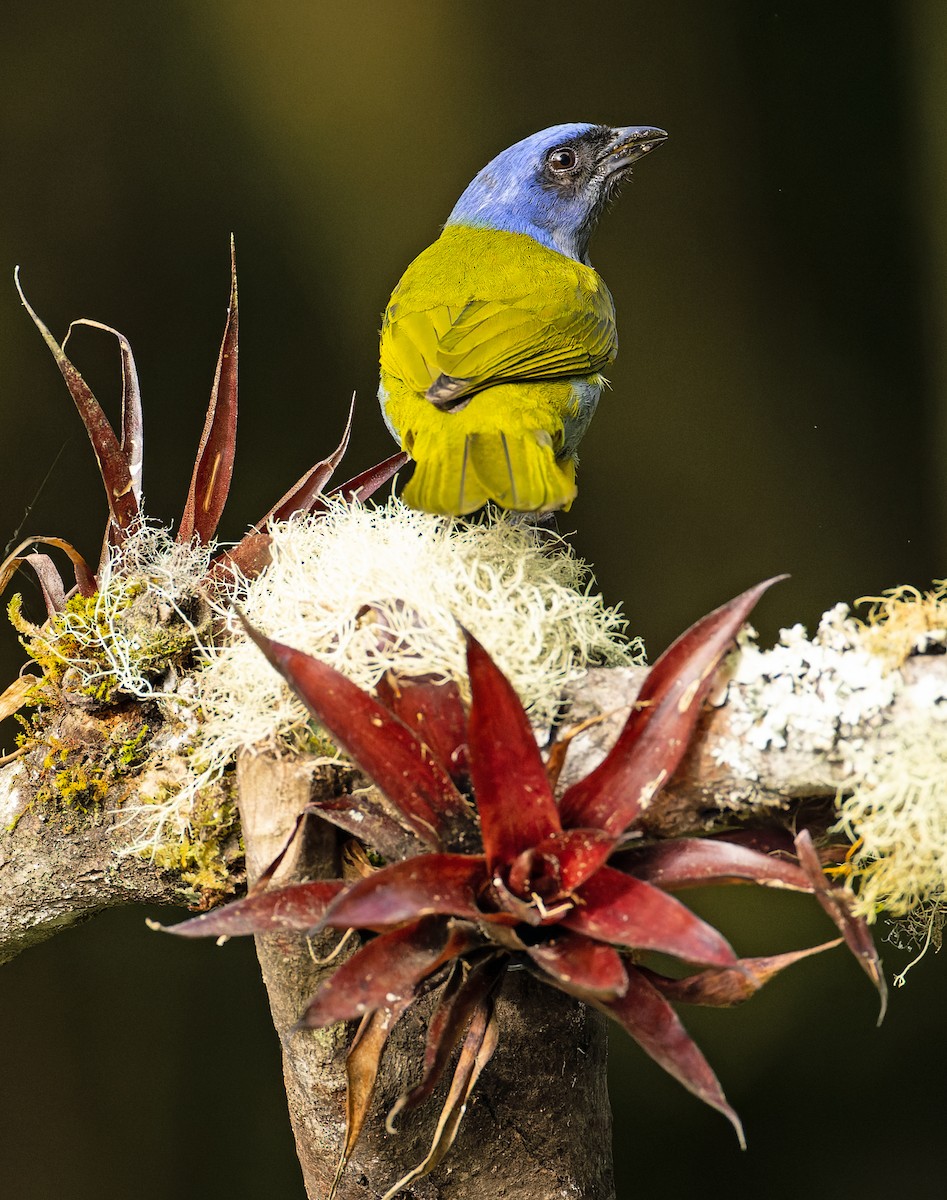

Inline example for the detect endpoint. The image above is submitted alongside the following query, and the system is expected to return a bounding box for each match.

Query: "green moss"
[148,775,242,907]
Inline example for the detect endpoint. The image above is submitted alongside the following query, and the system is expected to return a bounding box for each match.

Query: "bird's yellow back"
[379,225,617,515]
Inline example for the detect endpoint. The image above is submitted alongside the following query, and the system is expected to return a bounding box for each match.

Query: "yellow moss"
[855,581,947,668]
[146,777,242,907]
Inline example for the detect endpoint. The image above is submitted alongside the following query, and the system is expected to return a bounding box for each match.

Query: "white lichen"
[717,586,947,940]
[195,497,637,775]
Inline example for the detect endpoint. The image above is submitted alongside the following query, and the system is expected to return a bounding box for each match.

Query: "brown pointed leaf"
[465,630,560,870]
[0,675,38,722]
[388,953,506,1127]
[620,837,812,892]
[255,393,356,527]
[564,865,737,966]
[526,929,628,1001]
[160,880,345,939]
[795,829,887,1022]
[320,855,488,931]
[1,536,96,598]
[311,792,440,863]
[240,616,469,848]
[297,917,479,1028]
[21,553,67,615]
[380,992,500,1200]
[66,318,144,510]
[178,238,238,544]
[329,1003,410,1200]
[597,965,745,1147]
[559,577,785,836]
[15,271,139,537]
[640,939,843,1007]
[323,450,409,506]
[375,675,469,781]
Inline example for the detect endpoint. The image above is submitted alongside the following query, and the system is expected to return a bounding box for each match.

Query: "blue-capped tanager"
[378,122,666,515]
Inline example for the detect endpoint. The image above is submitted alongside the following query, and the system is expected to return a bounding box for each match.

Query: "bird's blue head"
[445,122,667,264]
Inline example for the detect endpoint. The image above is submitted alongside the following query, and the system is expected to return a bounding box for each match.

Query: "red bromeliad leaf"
[794,829,887,1021]
[388,954,506,1127]
[558,577,784,836]
[639,940,842,1007]
[598,965,745,1147]
[529,828,617,893]
[323,450,409,506]
[178,238,238,545]
[161,880,346,938]
[620,837,813,892]
[16,272,140,540]
[375,675,469,782]
[264,392,356,524]
[240,618,470,849]
[564,865,737,967]
[320,855,488,931]
[525,929,628,1001]
[465,630,561,869]
[381,993,500,1200]
[311,792,442,864]
[297,917,480,1028]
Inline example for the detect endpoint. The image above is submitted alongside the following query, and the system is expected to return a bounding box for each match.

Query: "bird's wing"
[381,287,617,405]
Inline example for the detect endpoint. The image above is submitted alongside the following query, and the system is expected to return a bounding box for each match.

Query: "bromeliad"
[166,578,883,1197]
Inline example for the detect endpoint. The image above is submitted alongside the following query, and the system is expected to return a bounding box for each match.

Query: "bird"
[377,122,666,516]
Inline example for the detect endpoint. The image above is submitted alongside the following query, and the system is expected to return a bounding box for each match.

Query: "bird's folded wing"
[381,290,617,401]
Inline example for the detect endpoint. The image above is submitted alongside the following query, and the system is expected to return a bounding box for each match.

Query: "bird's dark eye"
[547,147,578,172]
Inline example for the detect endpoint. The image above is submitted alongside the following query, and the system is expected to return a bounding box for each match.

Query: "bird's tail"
[403,427,577,516]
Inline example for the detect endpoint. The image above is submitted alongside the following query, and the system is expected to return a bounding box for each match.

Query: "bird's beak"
[601,126,668,174]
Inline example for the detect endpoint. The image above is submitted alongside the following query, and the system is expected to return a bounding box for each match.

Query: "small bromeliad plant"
[167,577,884,1198]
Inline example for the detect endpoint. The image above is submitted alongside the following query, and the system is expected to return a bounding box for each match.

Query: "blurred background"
[1,2,945,1196]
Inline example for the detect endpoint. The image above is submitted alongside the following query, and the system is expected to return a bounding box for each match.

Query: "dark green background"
[1,3,944,1197]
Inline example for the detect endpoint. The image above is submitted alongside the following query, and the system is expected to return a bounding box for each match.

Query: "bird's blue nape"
[445,123,605,263]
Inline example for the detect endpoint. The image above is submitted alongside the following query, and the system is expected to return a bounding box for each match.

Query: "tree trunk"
[237,750,615,1200]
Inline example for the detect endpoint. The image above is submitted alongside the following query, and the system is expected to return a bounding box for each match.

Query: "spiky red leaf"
[564,865,736,966]
[264,392,355,524]
[530,828,617,893]
[16,272,139,538]
[297,917,479,1028]
[375,675,469,781]
[526,929,628,1001]
[162,880,345,938]
[559,577,784,835]
[621,836,812,892]
[321,855,488,930]
[598,965,745,1147]
[639,939,842,1007]
[465,631,560,869]
[795,829,887,1021]
[241,618,469,849]
[323,450,409,506]
[178,238,238,544]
